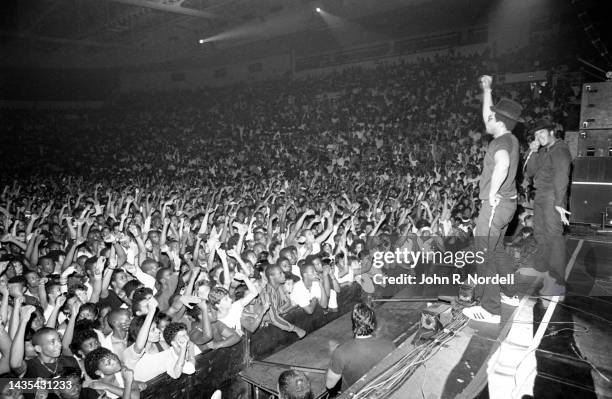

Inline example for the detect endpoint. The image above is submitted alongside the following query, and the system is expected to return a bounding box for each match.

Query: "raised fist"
[55,295,67,308]
[70,301,81,316]
[147,297,159,312]
[121,367,134,382]
[61,266,76,278]
[479,75,493,90]
[176,334,189,347]
[21,304,37,319]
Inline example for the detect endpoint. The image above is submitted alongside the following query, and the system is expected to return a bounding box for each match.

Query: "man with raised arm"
[462,75,522,324]
[10,305,80,379]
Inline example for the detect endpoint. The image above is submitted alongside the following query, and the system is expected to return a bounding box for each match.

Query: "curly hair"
[70,328,99,358]
[77,302,100,320]
[131,287,154,315]
[162,322,187,345]
[207,286,229,310]
[351,303,377,337]
[84,347,116,379]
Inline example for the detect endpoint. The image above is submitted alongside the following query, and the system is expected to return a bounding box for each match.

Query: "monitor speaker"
[570,157,612,224]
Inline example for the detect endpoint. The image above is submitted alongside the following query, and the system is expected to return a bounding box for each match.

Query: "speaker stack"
[569,82,612,227]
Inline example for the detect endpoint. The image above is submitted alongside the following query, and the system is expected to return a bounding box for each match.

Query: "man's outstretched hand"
[555,206,571,226]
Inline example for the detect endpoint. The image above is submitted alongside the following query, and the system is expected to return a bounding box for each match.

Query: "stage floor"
[240,287,431,398]
[240,232,612,399]
[533,236,612,399]
[337,235,612,399]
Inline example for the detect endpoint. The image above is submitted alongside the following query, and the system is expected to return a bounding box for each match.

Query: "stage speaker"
[570,157,612,224]
[581,82,612,130]
[573,129,612,157]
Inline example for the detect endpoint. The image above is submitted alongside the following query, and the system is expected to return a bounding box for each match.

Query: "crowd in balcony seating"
[0,48,580,399]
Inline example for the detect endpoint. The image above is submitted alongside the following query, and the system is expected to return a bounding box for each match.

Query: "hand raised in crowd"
[21,304,37,320]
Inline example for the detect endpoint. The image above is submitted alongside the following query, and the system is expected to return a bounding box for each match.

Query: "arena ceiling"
[0,0,438,68]
[1,0,609,70]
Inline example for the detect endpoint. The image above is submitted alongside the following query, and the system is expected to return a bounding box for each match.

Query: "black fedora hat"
[529,118,556,134]
[490,98,525,123]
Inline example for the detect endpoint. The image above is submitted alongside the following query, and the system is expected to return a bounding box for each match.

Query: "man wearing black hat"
[524,120,572,298]
[463,75,522,324]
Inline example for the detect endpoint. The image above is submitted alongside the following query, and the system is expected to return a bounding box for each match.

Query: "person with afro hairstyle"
[83,347,140,399]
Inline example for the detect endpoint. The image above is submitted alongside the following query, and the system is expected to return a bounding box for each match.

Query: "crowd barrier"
[140,283,367,399]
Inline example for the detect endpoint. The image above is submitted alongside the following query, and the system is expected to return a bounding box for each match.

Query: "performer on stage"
[462,75,522,324]
[325,303,395,391]
[524,119,572,298]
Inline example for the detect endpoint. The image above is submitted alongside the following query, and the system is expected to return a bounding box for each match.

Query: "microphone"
[523,150,534,172]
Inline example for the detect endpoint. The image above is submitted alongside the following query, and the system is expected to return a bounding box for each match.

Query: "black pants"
[533,191,567,284]
[473,198,517,315]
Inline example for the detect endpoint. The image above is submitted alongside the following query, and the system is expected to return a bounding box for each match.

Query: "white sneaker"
[517,267,545,277]
[462,305,501,324]
[500,293,520,307]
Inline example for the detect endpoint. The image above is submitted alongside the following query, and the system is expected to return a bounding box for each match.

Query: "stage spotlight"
[315,7,321,13]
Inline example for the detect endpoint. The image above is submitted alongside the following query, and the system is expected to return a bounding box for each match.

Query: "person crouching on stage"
[325,303,395,392]
[524,119,572,300]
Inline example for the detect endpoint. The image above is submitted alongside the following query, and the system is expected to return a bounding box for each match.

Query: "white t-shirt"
[43,304,67,326]
[132,266,158,295]
[104,372,124,399]
[327,289,337,309]
[125,242,139,265]
[100,332,128,362]
[218,300,246,336]
[311,242,321,255]
[335,266,354,284]
[290,281,322,308]
[123,344,201,381]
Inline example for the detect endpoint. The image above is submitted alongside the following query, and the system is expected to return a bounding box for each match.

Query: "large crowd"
[0,48,580,398]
